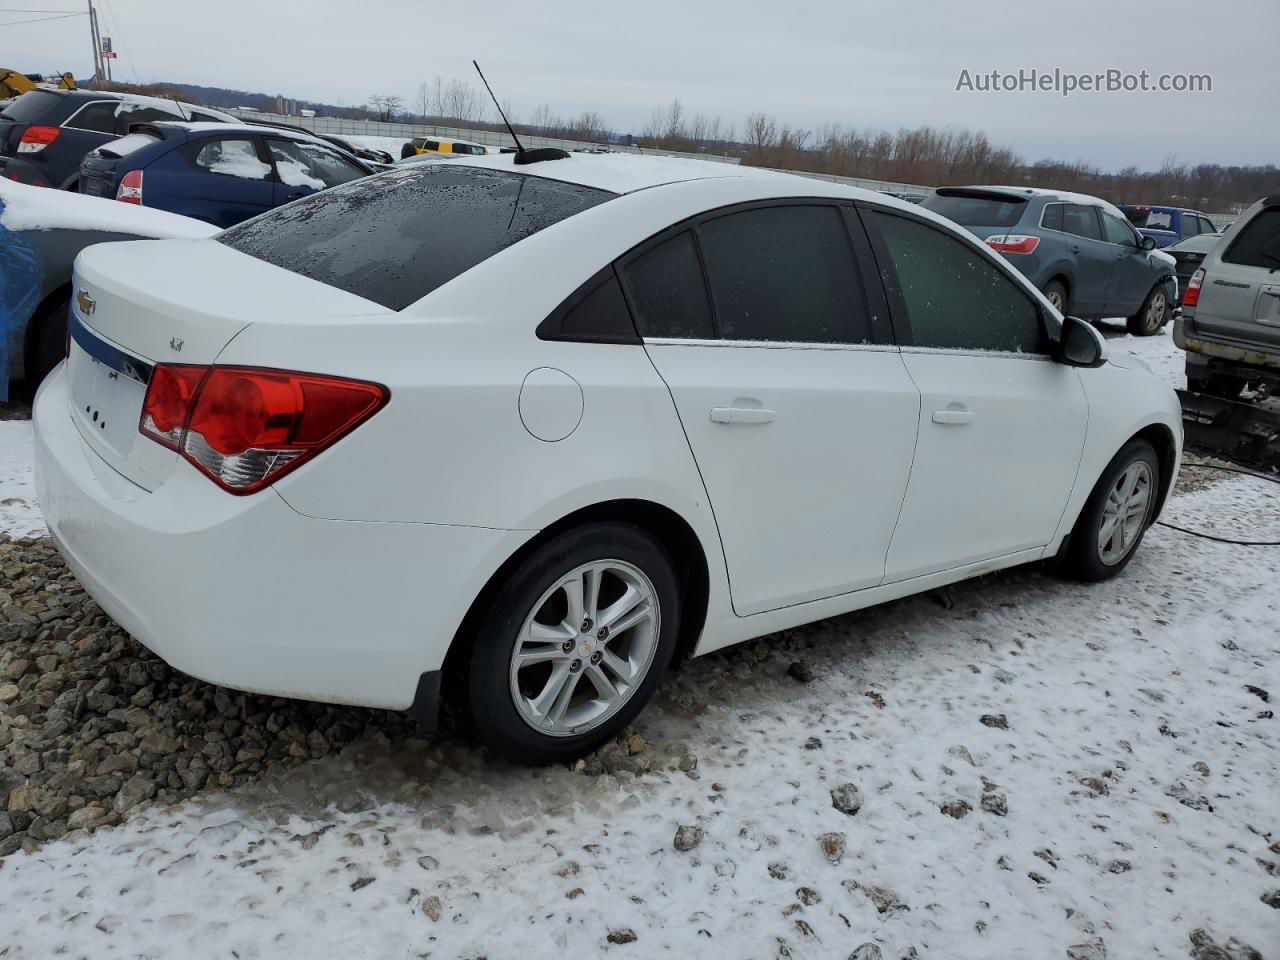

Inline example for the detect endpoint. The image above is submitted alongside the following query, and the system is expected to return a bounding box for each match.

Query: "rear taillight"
[985,234,1041,255]
[116,169,143,205]
[17,125,60,153]
[139,365,388,494]
[1182,268,1205,307]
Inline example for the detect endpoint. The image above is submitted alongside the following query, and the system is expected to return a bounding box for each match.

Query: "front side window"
[268,139,365,190]
[697,205,871,343]
[1222,207,1280,269]
[619,231,714,339]
[218,165,615,310]
[1181,216,1201,238]
[872,211,1046,354]
[1063,204,1102,240]
[193,138,270,180]
[1101,211,1138,247]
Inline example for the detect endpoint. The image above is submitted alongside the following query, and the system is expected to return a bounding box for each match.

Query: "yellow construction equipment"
[0,70,76,100]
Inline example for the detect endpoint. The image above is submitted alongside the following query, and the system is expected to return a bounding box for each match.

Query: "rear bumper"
[1175,317,1280,373]
[0,155,51,187]
[33,364,529,710]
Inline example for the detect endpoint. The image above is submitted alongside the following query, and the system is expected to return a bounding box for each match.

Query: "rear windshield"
[1,90,64,124]
[217,164,615,310]
[920,191,1027,227]
[1222,207,1280,270]
[1123,208,1173,230]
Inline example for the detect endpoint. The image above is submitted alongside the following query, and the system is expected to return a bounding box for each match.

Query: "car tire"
[29,290,70,386]
[1126,285,1169,336]
[467,522,681,764]
[1041,279,1069,315]
[1060,439,1160,582]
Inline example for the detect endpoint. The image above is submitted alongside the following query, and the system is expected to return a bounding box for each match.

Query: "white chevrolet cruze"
[34,153,1182,763]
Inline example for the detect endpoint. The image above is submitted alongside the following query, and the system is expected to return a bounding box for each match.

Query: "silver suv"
[1175,194,1280,398]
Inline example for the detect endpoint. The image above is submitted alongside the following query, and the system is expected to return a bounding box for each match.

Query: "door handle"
[1070,244,1081,254]
[932,409,975,425]
[710,406,776,424]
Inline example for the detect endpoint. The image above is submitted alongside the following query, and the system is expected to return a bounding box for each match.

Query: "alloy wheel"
[1145,291,1167,332]
[1097,461,1153,565]
[509,560,661,737]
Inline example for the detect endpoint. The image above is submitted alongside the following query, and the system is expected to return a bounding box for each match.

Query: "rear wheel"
[467,523,680,764]
[1041,280,1068,314]
[1060,439,1160,581]
[1127,285,1169,336]
[28,290,70,386]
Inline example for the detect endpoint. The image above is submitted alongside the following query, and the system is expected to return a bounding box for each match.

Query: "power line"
[0,7,83,10]
[0,10,84,23]
[97,0,138,84]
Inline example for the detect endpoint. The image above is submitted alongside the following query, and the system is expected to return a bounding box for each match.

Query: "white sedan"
[33,153,1182,763]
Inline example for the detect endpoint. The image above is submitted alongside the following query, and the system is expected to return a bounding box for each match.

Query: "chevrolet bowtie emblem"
[76,289,96,315]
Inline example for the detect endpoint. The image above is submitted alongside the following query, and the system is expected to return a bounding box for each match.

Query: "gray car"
[922,186,1178,335]
[1174,193,1280,398]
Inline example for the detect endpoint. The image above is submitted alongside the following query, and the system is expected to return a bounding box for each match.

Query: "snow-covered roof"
[0,179,218,239]
[943,183,1128,215]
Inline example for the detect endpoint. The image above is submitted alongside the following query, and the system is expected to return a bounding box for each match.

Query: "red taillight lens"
[17,125,60,153]
[1182,268,1205,307]
[116,169,143,205]
[138,365,388,494]
[985,234,1041,255]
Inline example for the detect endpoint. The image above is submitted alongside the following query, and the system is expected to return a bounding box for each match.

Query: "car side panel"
[140,140,275,228]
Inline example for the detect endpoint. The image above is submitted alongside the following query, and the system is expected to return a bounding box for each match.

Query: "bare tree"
[369,94,404,122]
[441,79,484,123]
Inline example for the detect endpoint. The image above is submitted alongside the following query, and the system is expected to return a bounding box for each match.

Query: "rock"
[421,896,442,922]
[607,929,638,945]
[981,792,1008,817]
[864,691,886,709]
[580,753,605,777]
[786,661,814,684]
[112,773,156,814]
[1261,889,1280,909]
[1079,777,1109,797]
[566,887,584,899]
[139,732,181,754]
[1244,685,1270,702]
[350,876,375,892]
[1106,859,1132,874]
[850,946,883,960]
[677,755,697,773]
[1066,939,1107,960]
[3,659,32,680]
[1166,781,1213,812]
[0,683,19,704]
[940,799,972,819]
[66,805,107,831]
[625,734,646,755]
[803,736,823,750]
[796,886,820,905]
[673,824,703,852]
[830,783,863,817]
[0,813,12,838]
[979,714,1008,730]
[861,884,907,915]
[768,862,788,880]
[818,831,846,863]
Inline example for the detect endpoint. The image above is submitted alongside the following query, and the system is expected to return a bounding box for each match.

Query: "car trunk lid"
[67,238,392,490]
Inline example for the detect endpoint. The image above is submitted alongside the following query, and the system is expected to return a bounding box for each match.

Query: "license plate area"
[1256,285,1280,327]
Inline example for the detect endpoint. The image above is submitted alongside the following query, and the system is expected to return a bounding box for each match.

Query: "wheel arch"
[429,498,712,728]
[1132,422,1178,521]
[23,281,73,382]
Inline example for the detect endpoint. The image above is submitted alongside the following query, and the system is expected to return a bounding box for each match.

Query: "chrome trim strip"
[642,337,900,352]
[69,310,153,385]
[898,345,1054,362]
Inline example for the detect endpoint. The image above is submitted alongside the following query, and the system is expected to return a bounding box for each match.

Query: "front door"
[1061,203,1115,317]
[1101,208,1158,317]
[865,208,1088,581]
[619,204,921,616]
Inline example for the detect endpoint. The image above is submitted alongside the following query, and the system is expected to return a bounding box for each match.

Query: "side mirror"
[1060,316,1106,368]
[1141,236,1157,251]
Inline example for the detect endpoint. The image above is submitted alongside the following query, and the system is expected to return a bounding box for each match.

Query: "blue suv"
[922,186,1178,335]
[1118,205,1220,249]
[79,123,375,228]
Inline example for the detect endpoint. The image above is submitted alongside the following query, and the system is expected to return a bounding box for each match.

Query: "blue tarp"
[0,201,44,402]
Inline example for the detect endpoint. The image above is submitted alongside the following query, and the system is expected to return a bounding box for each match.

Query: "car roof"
[442,151,805,195]
[940,184,1136,220]
[151,121,334,144]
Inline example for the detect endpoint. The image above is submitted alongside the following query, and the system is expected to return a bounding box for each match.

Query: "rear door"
[863,207,1088,581]
[1060,204,1114,316]
[164,135,275,227]
[626,202,921,616]
[1195,206,1280,351]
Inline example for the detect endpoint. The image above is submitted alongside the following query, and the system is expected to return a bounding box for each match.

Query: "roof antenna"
[472,60,569,165]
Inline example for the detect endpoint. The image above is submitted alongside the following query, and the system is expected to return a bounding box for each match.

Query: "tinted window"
[1183,217,1201,237]
[1222,207,1280,269]
[65,101,118,133]
[920,191,1027,227]
[268,139,365,189]
[1041,203,1064,231]
[1122,207,1149,226]
[111,104,183,134]
[193,139,270,179]
[1101,211,1138,246]
[189,111,224,123]
[1062,204,1102,240]
[1199,217,1217,235]
[551,270,637,342]
[620,231,714,339]
[698,205,870,343]
[218,165,614,310]
[0,90,63,123]
[873,212,1045,354]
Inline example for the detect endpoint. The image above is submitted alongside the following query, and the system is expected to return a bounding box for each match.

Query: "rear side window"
[541,269,638,343]
[872,211,1046,355]
[194,139,270,179]
[64,101,118,133]
[1222,207,1280,269]
[620,231,714,339]
[920,191,1027,227]
[1,90,63,123]
[1063,204,1102,240]
[1041,203,1064,231]
[218,165,615,310]
[698,205,871,343]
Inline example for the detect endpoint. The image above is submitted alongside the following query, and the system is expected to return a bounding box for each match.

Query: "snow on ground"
[2,326,1278,958]
[0,419,43,539]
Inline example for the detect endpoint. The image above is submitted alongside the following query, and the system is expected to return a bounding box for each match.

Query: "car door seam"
[882,348,923,578]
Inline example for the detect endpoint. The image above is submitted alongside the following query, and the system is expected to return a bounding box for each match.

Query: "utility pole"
[87,0,103,86]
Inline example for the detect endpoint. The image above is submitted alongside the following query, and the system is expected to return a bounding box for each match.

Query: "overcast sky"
[8,0,1278,170]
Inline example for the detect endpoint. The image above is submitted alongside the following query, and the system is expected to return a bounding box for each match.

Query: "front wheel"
[1060,439,1160,582]
[1127,285,1169,336]
[467,523,681,764]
